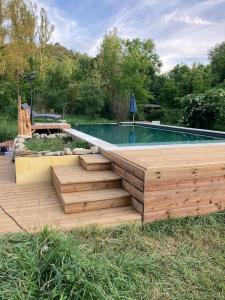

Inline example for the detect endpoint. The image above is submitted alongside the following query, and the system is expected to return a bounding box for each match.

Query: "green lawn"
[65,115,115,125]
[1,213,225,299]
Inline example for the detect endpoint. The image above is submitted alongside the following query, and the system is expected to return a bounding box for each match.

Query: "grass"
[65,114,115,125]
[0,114,17,142]
[25,138,89,152]
[1,213,225,299]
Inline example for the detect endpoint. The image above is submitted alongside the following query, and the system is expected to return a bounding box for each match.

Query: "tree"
[38,7,54,77]
[44,62,71,117]
[98,29,161,120]
[209,42,225,84]
[6,0,37,78]
[70,54,104,117]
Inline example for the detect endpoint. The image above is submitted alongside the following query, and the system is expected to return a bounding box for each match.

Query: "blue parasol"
[129,95,138,123]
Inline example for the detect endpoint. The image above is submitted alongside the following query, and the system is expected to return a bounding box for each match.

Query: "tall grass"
[0,115,17,142]
[1,213,225,299]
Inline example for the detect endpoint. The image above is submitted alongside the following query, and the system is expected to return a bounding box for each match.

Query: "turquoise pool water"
[74,124,225,147]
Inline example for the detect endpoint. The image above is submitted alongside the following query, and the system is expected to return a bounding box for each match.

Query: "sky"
[38,0,225,72]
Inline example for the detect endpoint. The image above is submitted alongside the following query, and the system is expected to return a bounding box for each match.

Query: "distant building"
[143,104,161,113]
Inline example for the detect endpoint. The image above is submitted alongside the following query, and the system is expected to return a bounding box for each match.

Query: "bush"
[145,108,182,125]
[180,88,225,129]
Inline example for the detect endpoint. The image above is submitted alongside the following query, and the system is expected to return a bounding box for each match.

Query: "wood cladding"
[110,147,225,223]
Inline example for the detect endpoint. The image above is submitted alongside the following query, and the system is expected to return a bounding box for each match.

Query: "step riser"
[64,197,131,213]
[58,180,122,193]
[80,159,111,171]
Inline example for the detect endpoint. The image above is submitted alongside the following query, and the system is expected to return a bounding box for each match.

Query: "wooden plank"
[63,197,131,214]
[145,195,223,212]
[146,176,225,192]
[112,163,144,191]
[62,188,130,204]
[60,180,121,193]
[31,123,71,130]
[52,165,121,185]
[80,159,111,171]
[80,154,110,165]
[111,146,225,170]
[122,179,144,202]
[102,150,145,180]
[144,204,220,223]
[131,197,143,215]
[145,184,225,203]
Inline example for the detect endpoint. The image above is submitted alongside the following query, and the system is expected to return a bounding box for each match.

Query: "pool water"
[74,124,225,147]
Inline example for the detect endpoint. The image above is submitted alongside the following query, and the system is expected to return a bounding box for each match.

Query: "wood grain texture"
[31,123,71,130]
[0,158,141,233]
[109,146,225,222]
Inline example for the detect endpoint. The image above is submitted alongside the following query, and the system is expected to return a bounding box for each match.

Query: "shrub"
[180,88,225,129]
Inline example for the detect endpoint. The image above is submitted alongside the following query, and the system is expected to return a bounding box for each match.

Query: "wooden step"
[58,188,131,213]
[80,154,111,171]
[65,206,142,228]
[52,165,121,193]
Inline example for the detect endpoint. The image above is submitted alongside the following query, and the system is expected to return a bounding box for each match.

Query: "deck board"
[111,145,225,169]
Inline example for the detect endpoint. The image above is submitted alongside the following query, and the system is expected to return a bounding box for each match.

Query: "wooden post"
[17,96,31,136]
[18,95,22,135]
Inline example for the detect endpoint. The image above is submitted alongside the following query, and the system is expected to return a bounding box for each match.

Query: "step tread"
[52,165,120,185]
[62,206,142,227]
[80,154,110,165]
[61,188,130,205]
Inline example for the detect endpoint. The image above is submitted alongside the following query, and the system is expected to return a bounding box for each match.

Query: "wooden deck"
[0,157,140,234]
[107,145,225,223]
[2,144,225,233]
[31,122,71,131]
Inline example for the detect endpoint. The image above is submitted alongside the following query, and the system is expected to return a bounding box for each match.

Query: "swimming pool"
[73,123,225,148]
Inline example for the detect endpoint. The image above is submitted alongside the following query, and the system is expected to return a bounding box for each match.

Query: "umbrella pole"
[133,113,134,123]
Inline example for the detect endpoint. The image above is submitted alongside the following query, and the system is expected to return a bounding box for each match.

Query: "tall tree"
[38,7,54,76]
[6,0,37,78]
[209,42,225,84]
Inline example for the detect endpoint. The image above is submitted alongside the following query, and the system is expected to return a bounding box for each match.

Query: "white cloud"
[36,0,90,51]
[163,10,214,25]
[36,0,225,72]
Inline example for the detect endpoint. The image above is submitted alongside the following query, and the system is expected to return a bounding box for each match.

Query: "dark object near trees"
[21,103,61,120]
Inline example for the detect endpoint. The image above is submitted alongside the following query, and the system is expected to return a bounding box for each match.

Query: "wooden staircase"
[52,154,141,226]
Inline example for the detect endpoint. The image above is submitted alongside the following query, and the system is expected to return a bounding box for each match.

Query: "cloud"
[36,0,92,52]
[163,10,214,25]
[36,0,225,72]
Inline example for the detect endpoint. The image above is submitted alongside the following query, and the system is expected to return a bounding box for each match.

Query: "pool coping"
[64,122,225,151]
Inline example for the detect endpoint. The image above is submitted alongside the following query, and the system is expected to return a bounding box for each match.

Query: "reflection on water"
[74,124,225,147]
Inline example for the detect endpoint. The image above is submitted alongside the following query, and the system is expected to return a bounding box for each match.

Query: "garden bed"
[13,132,99,158]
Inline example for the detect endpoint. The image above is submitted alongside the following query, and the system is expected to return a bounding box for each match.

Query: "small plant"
[25,138,89,152]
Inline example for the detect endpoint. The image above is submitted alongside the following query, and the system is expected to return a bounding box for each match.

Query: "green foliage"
[158,64,213,109]
[209,42,225,84]
[0,114,17,142]
[25,138,89,152]
[71,55,104,117]
[99,30,161,121]
[44,62,72,116]
[181,88,225,129]
[1,213,225,299]
[145,108,182,125]
[1,0,225,131]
